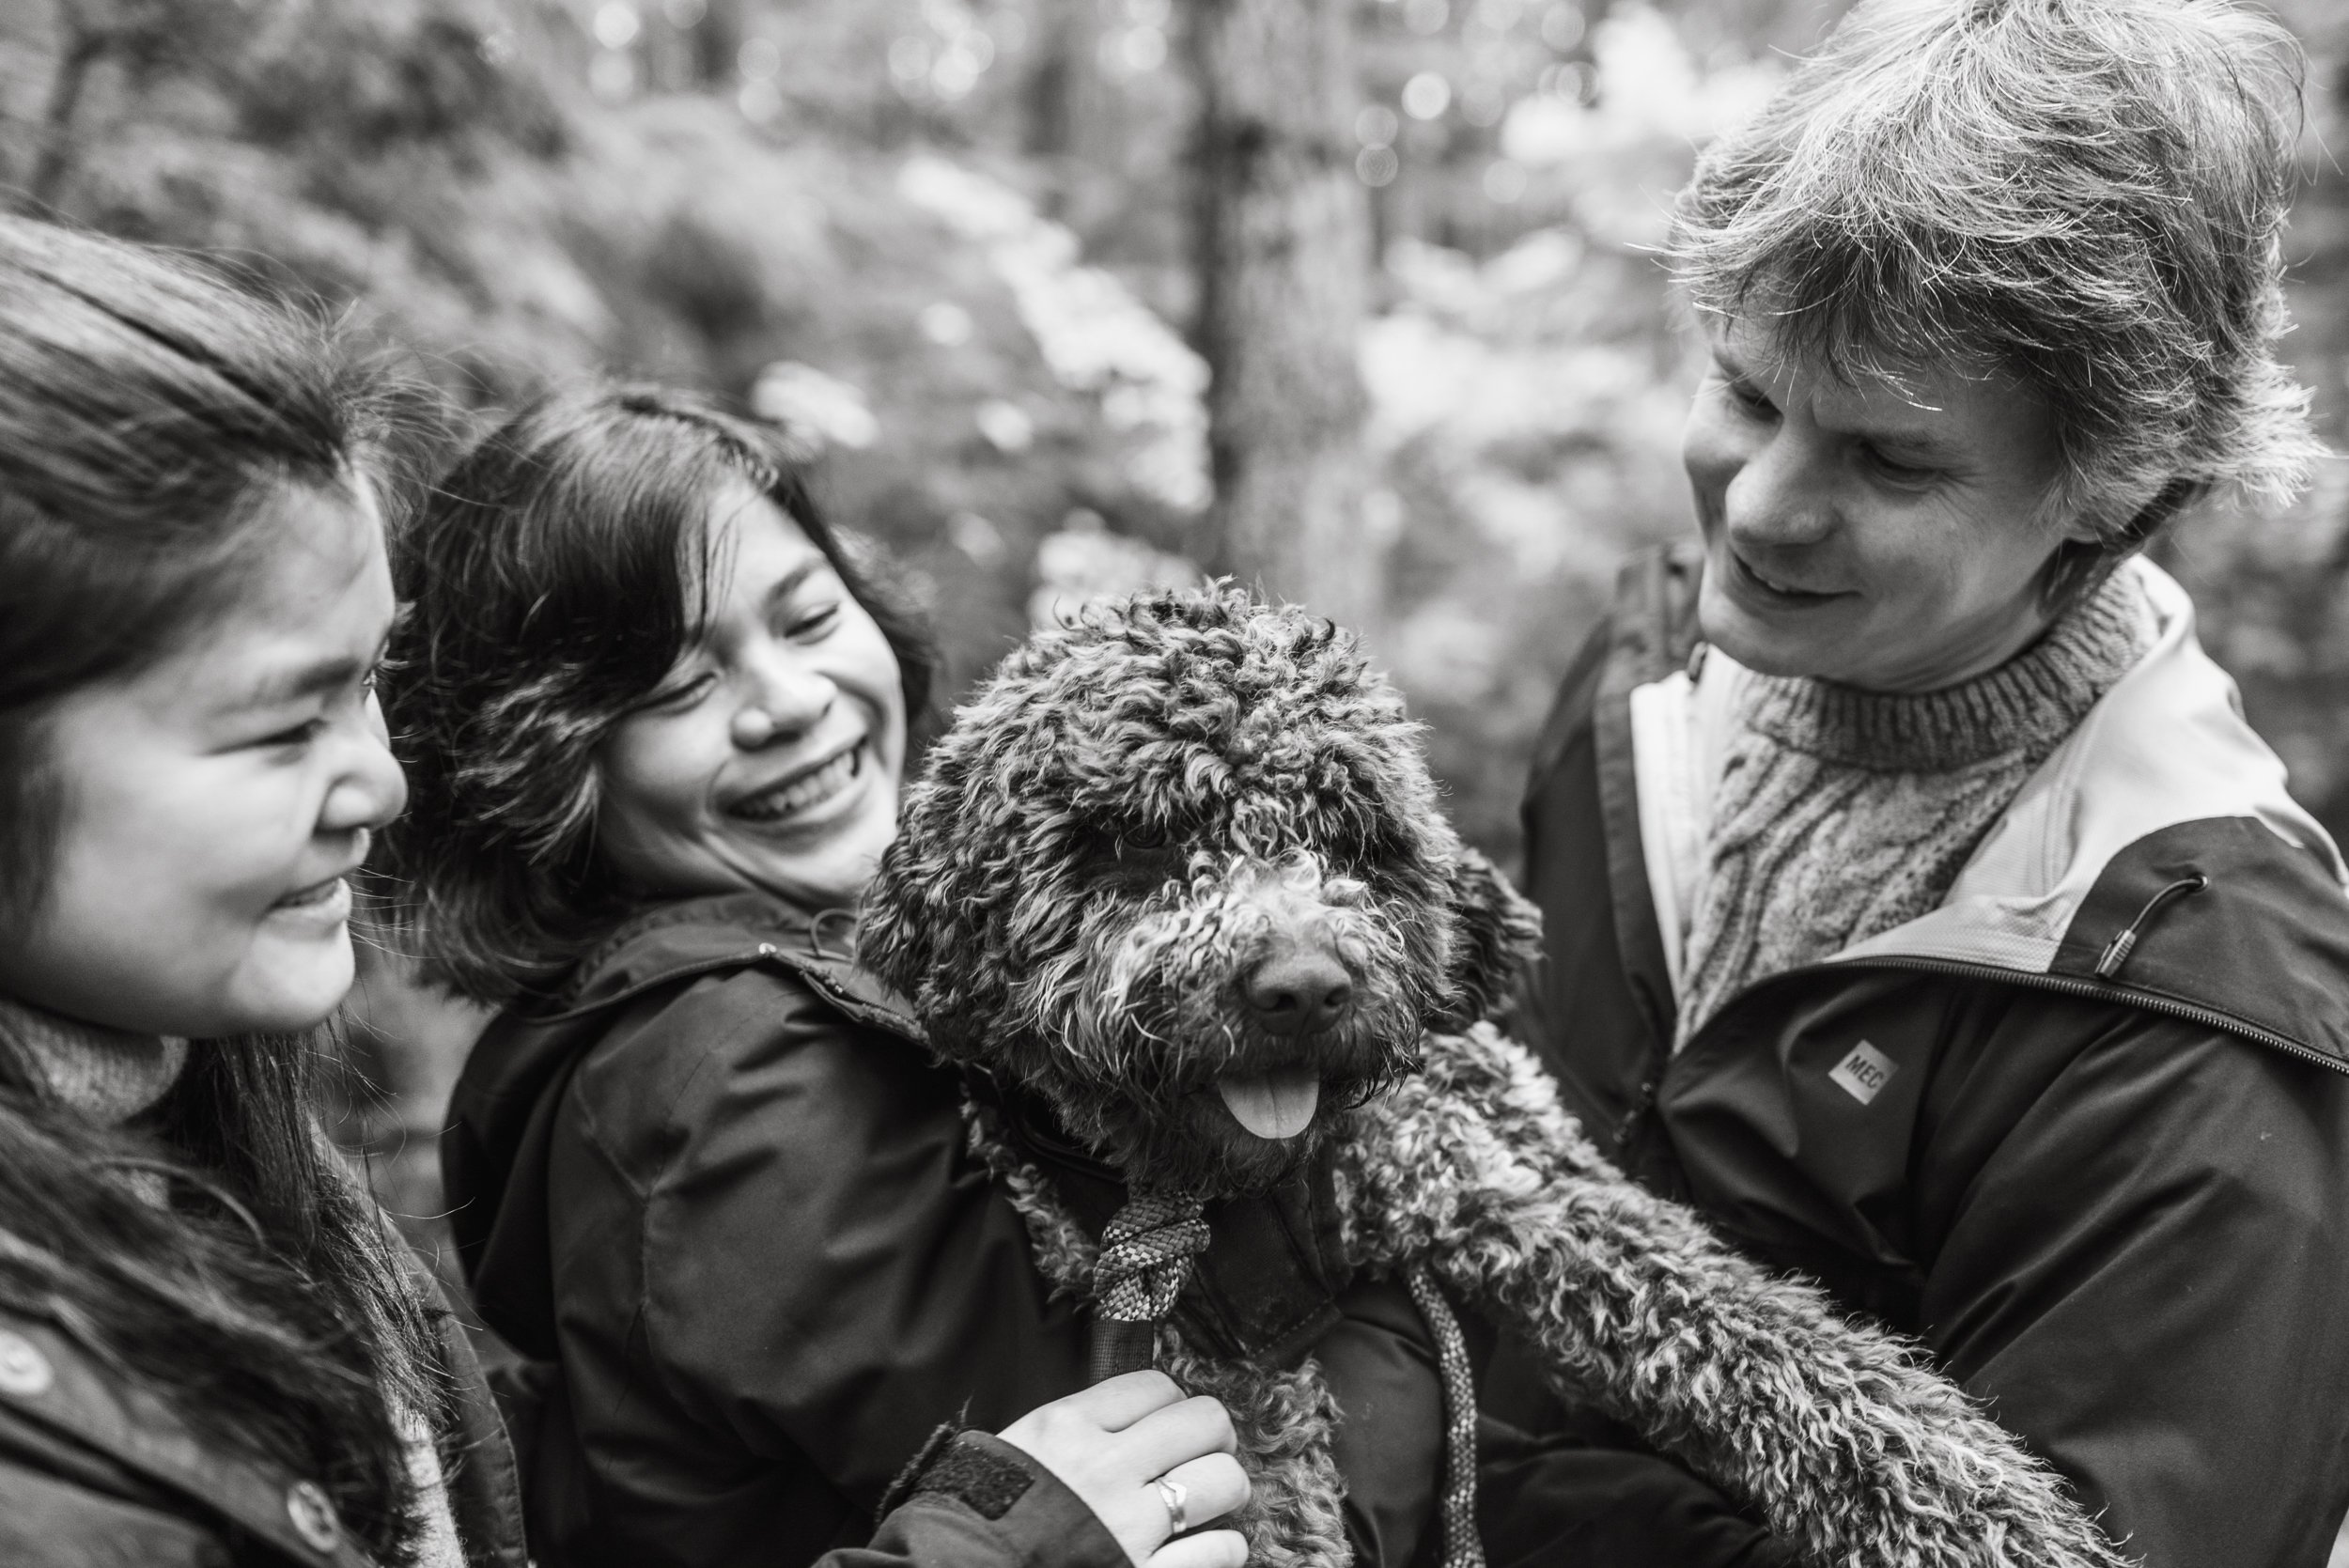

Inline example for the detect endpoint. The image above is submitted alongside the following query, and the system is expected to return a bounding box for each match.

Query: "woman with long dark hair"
[0,221,1242,1568]
[0,213,509,1568]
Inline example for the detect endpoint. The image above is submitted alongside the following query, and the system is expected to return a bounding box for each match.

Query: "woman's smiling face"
[1683,315,2098,692]
[594,482,908,911]
[0,480,406,1037]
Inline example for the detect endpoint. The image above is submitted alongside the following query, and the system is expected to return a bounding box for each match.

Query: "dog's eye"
[1119,824,1169,854]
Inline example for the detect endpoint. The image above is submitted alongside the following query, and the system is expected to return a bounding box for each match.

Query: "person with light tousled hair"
[1511,1,2349,1563]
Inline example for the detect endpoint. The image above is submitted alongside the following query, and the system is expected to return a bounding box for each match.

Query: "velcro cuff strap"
[911,1432,1038,1520]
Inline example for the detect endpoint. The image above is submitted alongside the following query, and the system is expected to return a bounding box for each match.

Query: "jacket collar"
[1613,549,2349,1067]
[520,890,915,1032]
[1832,558,2346,965]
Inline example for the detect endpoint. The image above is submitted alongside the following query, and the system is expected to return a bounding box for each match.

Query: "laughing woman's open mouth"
[730,738,869,826]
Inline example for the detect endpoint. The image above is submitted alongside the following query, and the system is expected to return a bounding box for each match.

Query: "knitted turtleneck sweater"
[1676,569,2155,1046]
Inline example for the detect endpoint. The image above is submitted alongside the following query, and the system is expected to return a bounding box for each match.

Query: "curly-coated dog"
[858,586,2125,1568]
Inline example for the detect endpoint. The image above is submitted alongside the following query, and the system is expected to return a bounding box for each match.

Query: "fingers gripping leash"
[1089,1192,1210,1383]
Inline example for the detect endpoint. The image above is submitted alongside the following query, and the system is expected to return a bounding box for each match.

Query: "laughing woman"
[1514,1,2349,1564]
[386,387,1248,1568]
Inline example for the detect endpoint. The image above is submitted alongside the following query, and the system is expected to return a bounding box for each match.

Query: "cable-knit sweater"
[1677,570,2155,1045]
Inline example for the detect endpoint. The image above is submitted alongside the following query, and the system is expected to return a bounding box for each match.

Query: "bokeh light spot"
[1540,2,1585,52]
[1402,71,1453,120]
[1482,160,1529,203]
[592,2,641,51]
[739,37,782,81]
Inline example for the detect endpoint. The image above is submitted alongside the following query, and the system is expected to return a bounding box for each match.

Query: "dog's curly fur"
[863,586,2129,1568]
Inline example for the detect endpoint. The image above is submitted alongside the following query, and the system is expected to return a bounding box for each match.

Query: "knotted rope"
[1089,1191,1209,1383]
[1405,1265,1486,1568]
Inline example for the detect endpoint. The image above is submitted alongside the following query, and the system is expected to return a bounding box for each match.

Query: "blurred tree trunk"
[689,0,745,88]
[1184,0,1377,630]
[1024,0,1095,158]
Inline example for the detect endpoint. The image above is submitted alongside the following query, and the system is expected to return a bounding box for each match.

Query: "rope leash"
[1089,1196,1485,1568]
[1089,1191,1209,1382]
[1405,1265,1486,1568]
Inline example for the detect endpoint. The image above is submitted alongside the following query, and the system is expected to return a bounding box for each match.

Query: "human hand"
[997,1371,1251,1568]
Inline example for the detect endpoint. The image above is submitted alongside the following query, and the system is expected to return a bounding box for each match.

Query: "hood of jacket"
[442,891,918,1360]
[1620,549,2349,1072]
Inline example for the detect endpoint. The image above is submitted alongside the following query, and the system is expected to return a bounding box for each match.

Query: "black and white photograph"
[0,0,2343,1563]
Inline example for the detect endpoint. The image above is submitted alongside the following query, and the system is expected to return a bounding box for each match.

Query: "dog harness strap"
[1405,1265,1486,1568]
[1088,1192,1210,1381]
[1088,1318,1160,1384]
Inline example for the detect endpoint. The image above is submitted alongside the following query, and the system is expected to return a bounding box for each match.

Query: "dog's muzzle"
[1214,929,1356,1139]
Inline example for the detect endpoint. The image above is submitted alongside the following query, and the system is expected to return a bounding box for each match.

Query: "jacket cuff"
[878,1430,1130,1568]
[877,1421,966,1522]
[899,1428,1036,1520]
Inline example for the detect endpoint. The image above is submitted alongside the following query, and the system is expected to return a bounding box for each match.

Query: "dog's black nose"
[1244,946,1353,1035]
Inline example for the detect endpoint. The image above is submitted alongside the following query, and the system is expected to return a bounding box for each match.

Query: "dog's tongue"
[1214,1067,1322,1141]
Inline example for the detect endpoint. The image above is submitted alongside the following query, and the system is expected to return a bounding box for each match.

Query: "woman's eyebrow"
[236,653,368,708]
[761,558,831,613]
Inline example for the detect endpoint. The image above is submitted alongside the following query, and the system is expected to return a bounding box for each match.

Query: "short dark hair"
[384,383,937,1005]
[1671,0,2319,604]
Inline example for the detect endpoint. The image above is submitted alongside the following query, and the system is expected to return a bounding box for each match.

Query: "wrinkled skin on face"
[860,587,1540,1198]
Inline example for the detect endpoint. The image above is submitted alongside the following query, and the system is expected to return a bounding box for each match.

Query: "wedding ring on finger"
[1154,1476,1189,1535]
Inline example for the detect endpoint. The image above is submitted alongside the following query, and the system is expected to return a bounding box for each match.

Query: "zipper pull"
[2094,874,2208,980]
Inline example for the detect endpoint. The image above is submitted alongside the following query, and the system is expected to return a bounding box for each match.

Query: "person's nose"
[1722,423,1836,553]
[322,694,408,838]
[730,652,835,751]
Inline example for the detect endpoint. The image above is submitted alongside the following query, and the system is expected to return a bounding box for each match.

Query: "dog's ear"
[854,840,931,1001]
[854,762,1006,1063]
[1429,846,1543,1032]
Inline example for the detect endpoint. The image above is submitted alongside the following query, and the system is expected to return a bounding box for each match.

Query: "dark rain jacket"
[441,891,1131,1568]
[1517,544,2349,1567]
[0,1288,529,1568]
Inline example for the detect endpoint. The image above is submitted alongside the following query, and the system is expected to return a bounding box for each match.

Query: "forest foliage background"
[4,0,2347,1237]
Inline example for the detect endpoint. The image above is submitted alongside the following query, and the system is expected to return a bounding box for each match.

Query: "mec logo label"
[1829,1040,1898,1107]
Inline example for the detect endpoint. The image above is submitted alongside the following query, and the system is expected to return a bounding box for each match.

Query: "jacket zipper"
[1665,866,2348,1094]
[1638,954,2349,1151]
[1827,955,2349,1079]
[1612,1081,1657,1151]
